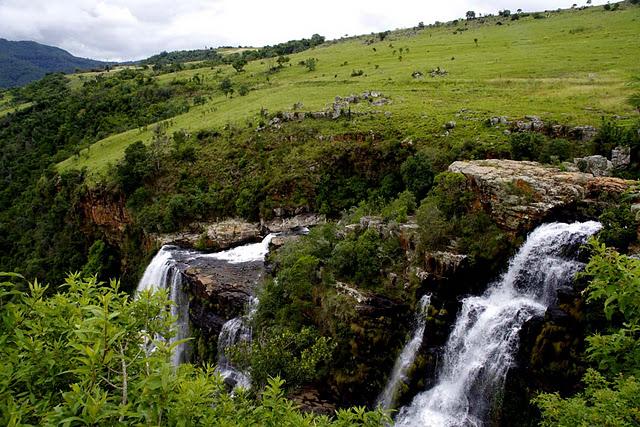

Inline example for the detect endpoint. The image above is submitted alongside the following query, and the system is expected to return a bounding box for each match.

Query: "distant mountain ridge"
[0,38,108,88]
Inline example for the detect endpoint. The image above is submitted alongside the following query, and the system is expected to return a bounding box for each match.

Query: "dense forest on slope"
[0,38,107,88]
[1,2,640,425]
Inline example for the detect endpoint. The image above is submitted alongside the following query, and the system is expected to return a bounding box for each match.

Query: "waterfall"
[377,294,432,410]
[216,297,259,389]
[210,234,276,389]
[201,234,275,264]
[136,245,191,366]
[395,221,601,427]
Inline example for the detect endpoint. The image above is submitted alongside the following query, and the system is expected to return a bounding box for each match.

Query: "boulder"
[570,125,597,142]
[448,159,632,233]
[611,146,631,170]
[184,260,264,320]
[263,213,326,233]
[573,155,613,176]
[153,219,261,251]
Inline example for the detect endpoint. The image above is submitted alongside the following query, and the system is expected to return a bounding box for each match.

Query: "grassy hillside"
[58,5,640,176]
[0,38,107,88]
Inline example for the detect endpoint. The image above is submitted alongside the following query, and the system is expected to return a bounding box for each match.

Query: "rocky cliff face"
[81,189,132,245]
[449,159,633,233]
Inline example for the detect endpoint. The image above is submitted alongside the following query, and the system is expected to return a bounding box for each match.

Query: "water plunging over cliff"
[210,234,275,388]
[137,234,276,370]
[395,221,601,427]
[377,294,431,410]
[137,246,191,366]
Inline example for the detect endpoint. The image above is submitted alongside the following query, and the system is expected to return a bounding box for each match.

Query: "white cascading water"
[136,245,190,366]
[201,233,275,264]
[395,221,602,427]
[209,234,275,388]
[378,294,432,410]
[216,297,259,389]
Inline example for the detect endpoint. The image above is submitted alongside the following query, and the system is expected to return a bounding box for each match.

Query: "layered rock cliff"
[449,159,633,233]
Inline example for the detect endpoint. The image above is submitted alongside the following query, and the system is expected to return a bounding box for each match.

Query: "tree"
[400,152,435,200]
[466,10,476,20]
[232,58,247,72]
[378,30,390,41]
[276,55,290,67]
[117,140,152,194]
[218,77,233,97]
[304,58,317,72]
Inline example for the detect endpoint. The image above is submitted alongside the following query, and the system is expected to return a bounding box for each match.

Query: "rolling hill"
[0,38,107,88]
[56,4,639,177]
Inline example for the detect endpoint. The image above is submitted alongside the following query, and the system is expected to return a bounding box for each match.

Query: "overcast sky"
[0,0,607,61]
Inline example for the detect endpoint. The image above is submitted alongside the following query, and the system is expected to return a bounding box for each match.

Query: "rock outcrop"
[154,219,261,251]
[154,214,326,251]
[449,159,633,233]
[573,155,613,176]
[81,190,132,245]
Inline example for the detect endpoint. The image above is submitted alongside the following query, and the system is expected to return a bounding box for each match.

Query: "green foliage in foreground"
[0,273,389,426]
[534,242,640,427]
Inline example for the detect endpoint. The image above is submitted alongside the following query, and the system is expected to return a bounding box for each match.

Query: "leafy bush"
[304,58,317,72]
[238,84,250,96]
[0,273,389,426]
[539,138,572,163]
[231,327,336,390]
[401,152,435,200]
[116,141,153,194]
[598,205,637,251]
[510,132,546,161]
[427,172,474,219]
[535,242,640,426]
[381,190,416,223]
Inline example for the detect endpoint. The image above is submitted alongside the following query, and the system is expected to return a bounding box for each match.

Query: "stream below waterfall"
[392,221,601,427]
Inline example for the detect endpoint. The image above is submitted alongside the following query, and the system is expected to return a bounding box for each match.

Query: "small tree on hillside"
[276,55,290,67]
[466,10,476,20]
[219,77,234,97]
[232,58,247,72]
[378,30,390,41]
[304,58,317,72]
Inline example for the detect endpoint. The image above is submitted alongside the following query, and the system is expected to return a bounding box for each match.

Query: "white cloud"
[0,0,609,61]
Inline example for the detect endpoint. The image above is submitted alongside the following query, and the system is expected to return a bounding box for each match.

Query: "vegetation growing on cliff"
[535,242,640,426]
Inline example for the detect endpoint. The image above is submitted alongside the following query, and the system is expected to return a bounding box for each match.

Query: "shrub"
[598,205,637,251]
[304,58,317,71]
[510,132,546,161]
[428,172,474,219]
[231,327,335,390]
[540,138,572,163]
[535,243,640,426]
[238,84,249,96]
[401,152,435,200]
[350,69,364,77]
[0,274,389,425]
[381,190,416,223]
[116,140,153,194]
[416,198,452,251]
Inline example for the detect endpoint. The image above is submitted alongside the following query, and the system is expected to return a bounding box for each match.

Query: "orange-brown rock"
[81,190,131,244]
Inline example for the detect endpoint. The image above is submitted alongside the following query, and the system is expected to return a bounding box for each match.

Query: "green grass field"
[58,4,640,176]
